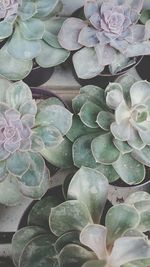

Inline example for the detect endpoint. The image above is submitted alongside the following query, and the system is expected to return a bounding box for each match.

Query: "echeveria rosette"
[12,167,150,267]
[0,0,70,81]
[0,78,72,205]
[66,75,150,185]
[58,0,150,79]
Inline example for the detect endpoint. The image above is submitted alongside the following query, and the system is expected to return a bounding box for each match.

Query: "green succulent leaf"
[19,234,56,267]
[67,167,108,223]
[97,111,114,131]
[113,139,133,154]
[41,137,73,169]
[36,40,70,68]
[105,204,140,245]
[50,200,93,236]
[37,97,64,111]
[36,0,62,17]
[138,210,150,232]
[132,146,150,167]
[35,105,72,136]
[110,237,150,266]
[73,134,100,169]
[19,18,45,40]
[122,259,150,267]
[79,101,101,128]
[140,10,150,24]
[95,164,119,183]
[18,2,37,21]
[0,161,7,181]
[28,195,63,230]
[55,231,80,253]
[19,165,50,199]
[6,151,30,177]
[67,116,99,143]
[8,26,41,60]
[34,126,63,148]
[92,133,120,164]
[12,226,47,266]
[113,153,145,185]
[0,44,33,80]
[0,21,13,39]
[58,244,96,267]
[6,80,32,109]
[21,153,45,187]
[0,174,23,206]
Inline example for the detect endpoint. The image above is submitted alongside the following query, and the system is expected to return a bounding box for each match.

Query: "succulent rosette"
[58,0,150,79]
[12,167,150,267]
[0,78,72,205]
[0,0,70,81]
[66,74,150,185]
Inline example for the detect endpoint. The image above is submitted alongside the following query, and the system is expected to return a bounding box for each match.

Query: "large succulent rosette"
[58,0,150,79]
[0,78,72,205]
[66,75,150,185]
[0,0,70,80]
[12,167,150,267]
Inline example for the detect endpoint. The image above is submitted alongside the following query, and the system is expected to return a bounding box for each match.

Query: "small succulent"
[12,167,150,267]
[58,0,150,79]
[0,0,70,81]
[66,74,150,185]
[0,78,72,205]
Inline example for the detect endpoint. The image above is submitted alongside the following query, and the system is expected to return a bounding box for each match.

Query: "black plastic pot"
[136,55,150,81]
[23,64,54,87]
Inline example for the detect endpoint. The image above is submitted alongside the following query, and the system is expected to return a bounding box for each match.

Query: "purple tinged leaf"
[95,44,116,66]
[5,108,20,123]
[58,18,85,51]
[84,0,99,19]
[89,13,101,30]
[78,26,99,47]
[0,144,10,161]
[21,114,35,129]
[20,138,31,152]
[4,140,20,153]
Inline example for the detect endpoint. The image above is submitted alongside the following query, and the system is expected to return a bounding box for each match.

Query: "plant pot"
[136,55,150,81]
[23,64,54,87]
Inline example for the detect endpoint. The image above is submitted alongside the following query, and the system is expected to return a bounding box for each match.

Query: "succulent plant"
[0,78,72,205]
[65,74,150,185]
[0,0,70,81]
[58,0,150,79]
[12,167,150,267]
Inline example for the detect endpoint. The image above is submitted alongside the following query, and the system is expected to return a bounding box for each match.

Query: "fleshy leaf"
[105,204,140,245]
[55,231,80,253]
[36,40,70,68]
[73,134,100,168]
[50,200,93,236]
[28,195,63,230]
[79,101,101,128]
[67,166,109,223]
[92,133,120,164]
[110,237,150,266]
[12,226,47,266]
[73,47,104,79]
[41,137,73,169]
[80,224,107,260]
[6,151,30,177]
[97,111,114,131]
[35,105,72,136]
[19,234,56,267]
[113,153,145,185]
[58,18,85,50]
[0,174,23,206]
